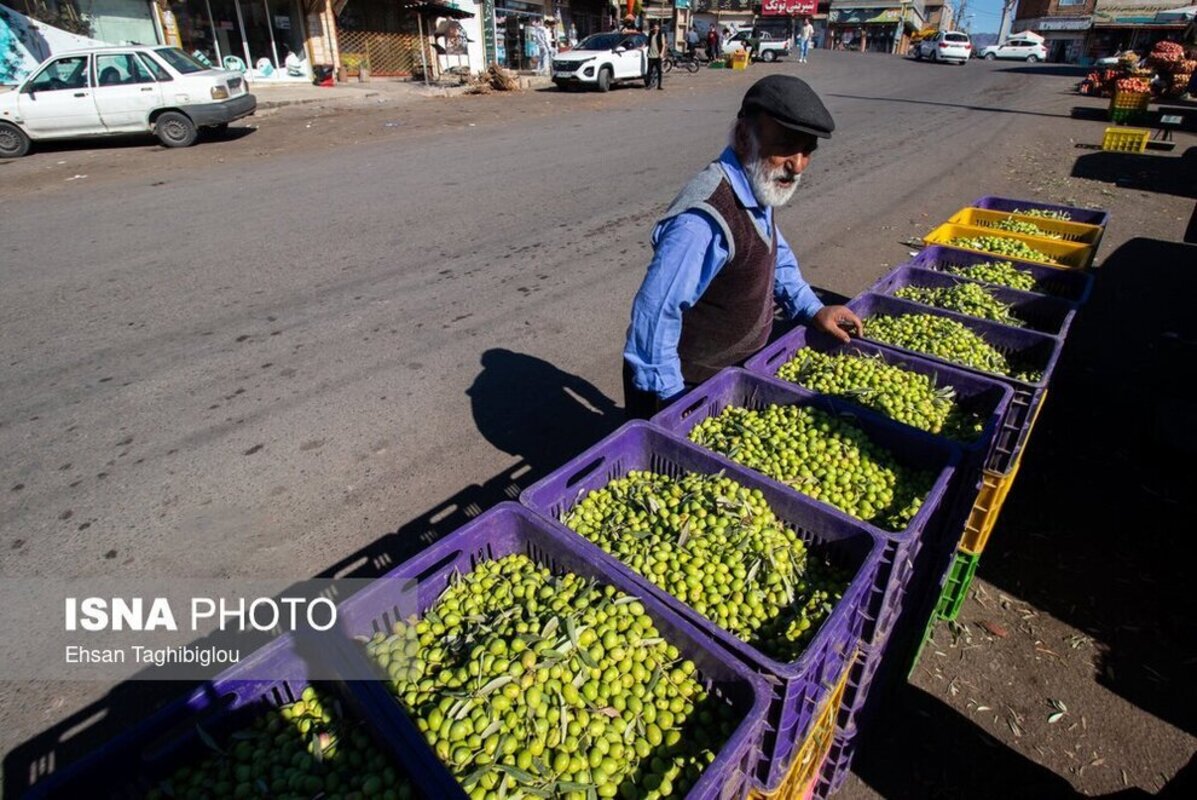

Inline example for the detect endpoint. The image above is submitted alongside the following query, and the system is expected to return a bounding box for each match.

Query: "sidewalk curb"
[255,91,381,110]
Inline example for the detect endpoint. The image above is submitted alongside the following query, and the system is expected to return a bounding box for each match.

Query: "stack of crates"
[805,197,1104,796]
[1109,89,1150,123]
[19,195,1108,800]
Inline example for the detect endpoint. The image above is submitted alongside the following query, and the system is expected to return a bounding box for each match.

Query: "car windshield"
[153,47,210,74]
[575,33,622,51]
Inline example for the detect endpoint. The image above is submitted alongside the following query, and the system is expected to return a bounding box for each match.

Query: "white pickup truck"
[722,31,791,62]
[0,45,255,158]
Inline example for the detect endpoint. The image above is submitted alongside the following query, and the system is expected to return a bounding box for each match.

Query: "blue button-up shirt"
[624,147,824,399]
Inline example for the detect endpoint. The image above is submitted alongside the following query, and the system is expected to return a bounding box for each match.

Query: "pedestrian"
[645,21,666,90]
[798,17,814,63]
[706,25,719,60]
[622,75,862,419]
[747,28,762,62]
[686,25,700,56]
[621,14,638,35]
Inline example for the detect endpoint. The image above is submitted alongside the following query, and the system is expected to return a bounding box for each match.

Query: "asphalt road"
[2,53,1194,797]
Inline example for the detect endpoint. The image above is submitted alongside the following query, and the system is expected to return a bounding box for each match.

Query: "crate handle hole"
[565,455,606,489]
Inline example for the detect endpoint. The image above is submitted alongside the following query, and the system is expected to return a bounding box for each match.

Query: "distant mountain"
[971,33,999,48]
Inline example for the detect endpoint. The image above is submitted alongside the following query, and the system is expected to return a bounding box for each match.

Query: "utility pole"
[955,0,968,33]
[997,0,1018,43]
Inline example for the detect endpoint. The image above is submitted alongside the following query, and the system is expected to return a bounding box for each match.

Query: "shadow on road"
[997,65,1090,78]
[975,237,1197,739]
[1071,146,1197,198]
[25,126,256,158]
[825,93,1072,119]
[7,350,623,798]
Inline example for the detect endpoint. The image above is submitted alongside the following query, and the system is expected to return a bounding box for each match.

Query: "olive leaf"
[541,616,560,639]
[195,724,225,757]
[496,764,538,784]
[558,781,598,793]
[461,766,490,789]
[479,675,514,696]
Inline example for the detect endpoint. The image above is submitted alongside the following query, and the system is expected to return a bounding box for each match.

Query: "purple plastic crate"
[743,326,1014,467]
[518,424,883,792]
[907,244,1094,304]
[848,293,1063,476]
[971,195,1110,229]
[645,370,963,659]
[333,502,772,800]
[21,634,452,800]
[814,722,858,798]
[867,265,1079,338]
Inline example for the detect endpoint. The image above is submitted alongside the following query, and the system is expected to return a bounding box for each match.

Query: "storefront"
[827,7,914,53]
[164,0,308,75]
[1013,17,1090,62]
[1086,18,1188,60]
[334,0,421,76]
[492,0,545,70]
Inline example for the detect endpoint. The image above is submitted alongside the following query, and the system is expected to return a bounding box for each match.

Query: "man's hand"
[811,305,864,343]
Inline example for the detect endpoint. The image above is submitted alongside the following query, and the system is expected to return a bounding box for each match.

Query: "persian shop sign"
[761,0,818,16]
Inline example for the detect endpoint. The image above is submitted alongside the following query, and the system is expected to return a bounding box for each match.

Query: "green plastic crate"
[936,550,981,622]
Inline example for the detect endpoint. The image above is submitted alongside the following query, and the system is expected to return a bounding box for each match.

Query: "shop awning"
[829,8,907,25]
[403,1,475,18]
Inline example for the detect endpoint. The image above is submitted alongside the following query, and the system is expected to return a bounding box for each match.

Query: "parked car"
[915,31,972,64]
[722,30,791,62]
[552,32,647,92]
[979,38,1048,62]
[0,46,255,158]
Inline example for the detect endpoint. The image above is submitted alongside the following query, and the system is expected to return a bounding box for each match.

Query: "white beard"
[743,133,801,207]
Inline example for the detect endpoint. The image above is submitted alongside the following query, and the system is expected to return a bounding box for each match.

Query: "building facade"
[1012,0,1095,62]
[1013,0,1193,62]
[827,0,925,53]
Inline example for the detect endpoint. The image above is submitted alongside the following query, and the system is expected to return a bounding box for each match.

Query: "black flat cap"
[739,75,835,139]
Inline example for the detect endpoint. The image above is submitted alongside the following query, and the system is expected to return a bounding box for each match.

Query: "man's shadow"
[466,348,622,473]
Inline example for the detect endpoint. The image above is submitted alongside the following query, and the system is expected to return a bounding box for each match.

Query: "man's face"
[753,113,818,189]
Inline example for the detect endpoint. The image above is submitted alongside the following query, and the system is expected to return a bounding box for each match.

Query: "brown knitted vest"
[676,178,777,384]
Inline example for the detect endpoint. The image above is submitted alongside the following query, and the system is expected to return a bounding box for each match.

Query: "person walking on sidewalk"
[622,75,863,419]
[798,17,815,63]
[645,21,666,90]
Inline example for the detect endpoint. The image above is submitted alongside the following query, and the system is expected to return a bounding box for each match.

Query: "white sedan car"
[0,46,255,158]
[979,38,1049,63]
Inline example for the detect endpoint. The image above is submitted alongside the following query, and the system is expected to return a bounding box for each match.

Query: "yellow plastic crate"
[947,208,1102,246]
[959,390,1047,555]
[1110,90,1150,112]
[731,51,749,70]
[1102,126,1150,154]
[925,222,1094,269]
[750,651,855,800]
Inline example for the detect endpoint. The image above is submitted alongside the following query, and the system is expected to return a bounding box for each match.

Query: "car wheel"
[596,67,612,93]
[155,111,198,148]
[0,121,31,159]
[762,50,776,63]
[914,49,923,60]
[1027,55,1039,63]
[930,50,938,62]
[984,53,996,61]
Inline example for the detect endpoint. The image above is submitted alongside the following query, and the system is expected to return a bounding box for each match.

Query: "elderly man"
[622,75,863,419]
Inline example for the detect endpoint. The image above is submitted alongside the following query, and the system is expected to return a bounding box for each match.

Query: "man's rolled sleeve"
[774,229,824,322]
[624,213,727,399]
